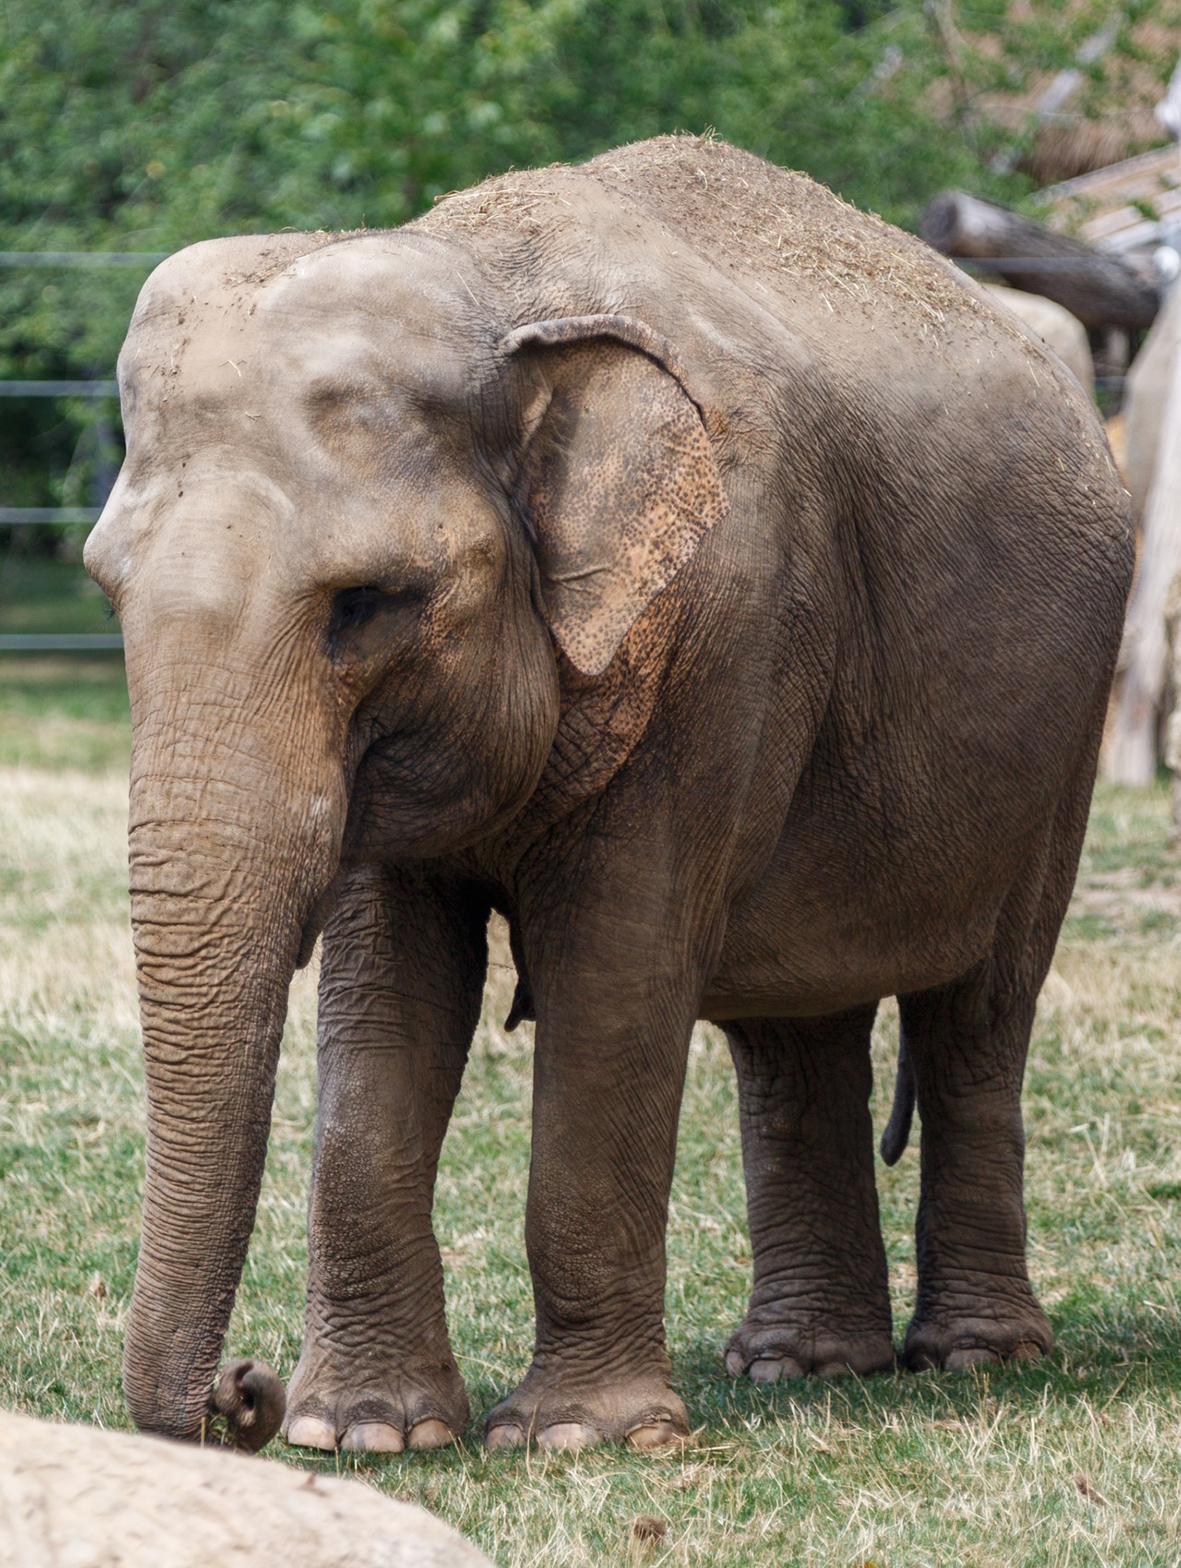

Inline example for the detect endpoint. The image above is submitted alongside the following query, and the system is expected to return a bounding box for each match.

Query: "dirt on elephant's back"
[588,136,983,326]
[419,134,1006,350]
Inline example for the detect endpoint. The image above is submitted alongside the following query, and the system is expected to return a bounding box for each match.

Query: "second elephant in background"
[985,283,1095,395]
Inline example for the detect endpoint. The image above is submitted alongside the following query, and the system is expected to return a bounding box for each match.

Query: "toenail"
[538,1422,599,1452]
[750,1356,803,1384]
[625,1420,684,1450]
[1010,1340,1044,1361]
[485,1423,525,1450]
[341,1421,405,1452]
[408,1418,454,1450]
[724,1350,746,1378]
[945,1348,1000,1372]
[816,1360,851,1378]
[285,1416,337,1451]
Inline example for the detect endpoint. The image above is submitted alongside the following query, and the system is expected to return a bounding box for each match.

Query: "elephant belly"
[700,851,1000,1021]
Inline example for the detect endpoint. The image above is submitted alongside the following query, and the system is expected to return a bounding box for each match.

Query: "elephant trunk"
[122,730,340,1446]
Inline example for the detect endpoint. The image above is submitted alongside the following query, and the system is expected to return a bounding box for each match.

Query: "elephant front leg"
[484,940,699,1453]
[284,865,487,1454]
[723,1008,894,1385]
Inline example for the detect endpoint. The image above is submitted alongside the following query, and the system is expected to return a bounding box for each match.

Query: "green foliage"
[0,0,1042,259]
[0,0,1173,515]
[0,554,116,638]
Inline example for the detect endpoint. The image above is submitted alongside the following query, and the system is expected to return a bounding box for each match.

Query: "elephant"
[1123,280,1180,526]
[1103,281,1181,787]
[83,134,1132,1457]
[982,284,1094,397]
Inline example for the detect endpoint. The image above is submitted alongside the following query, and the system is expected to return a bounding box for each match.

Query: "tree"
[1,0,1175,512]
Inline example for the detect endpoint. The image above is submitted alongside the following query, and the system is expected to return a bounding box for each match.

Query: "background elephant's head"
[83,228,726,1441]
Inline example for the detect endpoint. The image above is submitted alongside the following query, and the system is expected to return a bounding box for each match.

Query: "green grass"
[3,670,1181,1564]
[0,551,116,637]
[0,657,129,770]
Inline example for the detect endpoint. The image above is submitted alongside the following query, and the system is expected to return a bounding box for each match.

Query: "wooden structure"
[1034,144,1181,257]
[920,189,1160,329]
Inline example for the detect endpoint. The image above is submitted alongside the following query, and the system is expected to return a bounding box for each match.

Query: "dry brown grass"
[3,681,1181,1563]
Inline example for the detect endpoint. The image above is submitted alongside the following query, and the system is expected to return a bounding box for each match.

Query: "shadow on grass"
[672,1295,1181,1439]
[279,1298,1181,1468]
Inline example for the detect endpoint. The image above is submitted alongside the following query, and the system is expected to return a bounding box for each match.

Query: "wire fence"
[0,380,118,397]
[0,252,169,268]
[0,252,166,651]
[0,508,101,524]
[0,246,1125,653]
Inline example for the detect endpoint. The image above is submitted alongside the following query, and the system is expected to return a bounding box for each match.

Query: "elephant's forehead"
[276,234,474,318]
[124,234,473,402]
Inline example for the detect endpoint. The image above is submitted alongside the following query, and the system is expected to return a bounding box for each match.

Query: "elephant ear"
[500,315,728,678]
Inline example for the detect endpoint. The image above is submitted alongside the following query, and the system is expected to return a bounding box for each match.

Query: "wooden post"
[921,190,1160,330]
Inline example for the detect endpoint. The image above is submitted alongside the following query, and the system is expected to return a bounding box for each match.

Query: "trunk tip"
[211,1358,286,1453]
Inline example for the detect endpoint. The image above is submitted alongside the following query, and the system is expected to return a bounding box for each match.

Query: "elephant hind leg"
[898,957,1053,1372]
[723,1005,894,1385]
[900,782,1091,1371]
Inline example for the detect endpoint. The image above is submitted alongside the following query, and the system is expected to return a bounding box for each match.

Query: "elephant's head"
[84,229,726,1444]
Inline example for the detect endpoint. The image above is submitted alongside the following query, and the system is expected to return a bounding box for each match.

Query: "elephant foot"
[904,1309,1053,1371]
[282,1340,469,1454]
[484,1363,689,1453]
[724,1318,895,1383]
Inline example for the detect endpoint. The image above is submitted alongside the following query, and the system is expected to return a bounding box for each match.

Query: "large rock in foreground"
[0,1409,492,1568]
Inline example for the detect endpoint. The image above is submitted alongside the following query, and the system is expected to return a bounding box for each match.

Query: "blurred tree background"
[0,0,1177,532]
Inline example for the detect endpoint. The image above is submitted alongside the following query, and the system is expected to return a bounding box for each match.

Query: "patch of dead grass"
[3,757,1181,1564]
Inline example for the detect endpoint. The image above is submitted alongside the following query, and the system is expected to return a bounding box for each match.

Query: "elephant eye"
[327,582,425,655]
[331,585,388,635]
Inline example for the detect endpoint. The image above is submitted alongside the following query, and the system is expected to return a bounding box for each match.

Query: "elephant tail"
[880,1033,915,1166]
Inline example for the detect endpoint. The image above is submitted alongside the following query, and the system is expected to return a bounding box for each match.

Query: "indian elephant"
[1123,280,1180,526]
[83,135,1132,1457]
[983,284,1094,397]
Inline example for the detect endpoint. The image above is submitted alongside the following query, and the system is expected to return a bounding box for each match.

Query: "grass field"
[0,552,115,638]
[3,658,1181,1565]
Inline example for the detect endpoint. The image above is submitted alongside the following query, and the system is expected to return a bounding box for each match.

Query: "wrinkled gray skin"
[85,137,1132,1456]
[984,285,1094,396]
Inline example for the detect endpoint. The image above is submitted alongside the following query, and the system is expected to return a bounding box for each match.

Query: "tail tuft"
[880,1033,915,1166]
